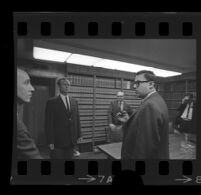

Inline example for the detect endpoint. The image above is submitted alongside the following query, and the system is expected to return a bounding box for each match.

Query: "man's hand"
[49,144,54,150]
[109,123,116,130]
[77,137,83,144]
[182,96,189,104]
[117,112,129,123]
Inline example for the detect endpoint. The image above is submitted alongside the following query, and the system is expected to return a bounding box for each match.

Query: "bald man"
[107,91,133,142]
[16,68,43,159]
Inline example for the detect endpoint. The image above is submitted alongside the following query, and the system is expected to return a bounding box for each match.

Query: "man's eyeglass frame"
[132,80,153,88]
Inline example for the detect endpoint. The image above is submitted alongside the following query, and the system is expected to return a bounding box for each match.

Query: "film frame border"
[12,12,201,185]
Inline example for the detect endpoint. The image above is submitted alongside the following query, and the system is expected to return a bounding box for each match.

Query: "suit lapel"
[57,96,69,114]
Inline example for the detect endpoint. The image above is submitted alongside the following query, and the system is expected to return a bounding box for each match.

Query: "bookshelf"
[18,57,196,152]
[66,72,141,151]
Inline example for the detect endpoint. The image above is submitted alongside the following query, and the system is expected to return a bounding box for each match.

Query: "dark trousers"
[50,146,73,159]
[179,119,193,134]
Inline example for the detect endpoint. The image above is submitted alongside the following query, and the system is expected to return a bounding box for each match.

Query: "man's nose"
[30,84,35,91]
[133,84,137,89]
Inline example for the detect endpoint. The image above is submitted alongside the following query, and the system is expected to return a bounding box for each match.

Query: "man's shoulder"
[48,96,59,101]
[47,96,60,104]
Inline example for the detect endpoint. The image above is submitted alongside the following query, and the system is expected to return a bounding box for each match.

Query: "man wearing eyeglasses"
[120,70,169,159]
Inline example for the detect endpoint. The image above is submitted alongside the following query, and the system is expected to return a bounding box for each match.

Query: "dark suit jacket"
[176,100,196,132]
[17,115,42,159]
[45,95,81,148]
[121,92,169,159]
[108,100,133,126]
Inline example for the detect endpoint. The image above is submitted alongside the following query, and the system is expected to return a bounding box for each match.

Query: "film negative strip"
[12,12,201,186]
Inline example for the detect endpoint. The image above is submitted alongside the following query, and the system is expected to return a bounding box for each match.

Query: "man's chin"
[25,98,31,103]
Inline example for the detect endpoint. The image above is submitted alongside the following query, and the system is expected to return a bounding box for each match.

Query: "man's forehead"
[117,92,124,96]
[60,79,70,84]
[135,74,145,80]
[18,69,30,80]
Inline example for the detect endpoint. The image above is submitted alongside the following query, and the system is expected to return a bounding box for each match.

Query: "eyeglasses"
[132,80,151,88]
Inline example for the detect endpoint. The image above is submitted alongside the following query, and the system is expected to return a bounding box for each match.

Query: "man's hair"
[57,77,70,86]
[135,70,157,82]
[117,90,124,96]
[17,67,27,74]
[186,93,193,99]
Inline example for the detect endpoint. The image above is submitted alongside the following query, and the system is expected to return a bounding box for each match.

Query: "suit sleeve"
[45,100,55,144]
[177,103,185,112]
[126,104,133,116]
[133,104,162,159]
[17,120,42,159]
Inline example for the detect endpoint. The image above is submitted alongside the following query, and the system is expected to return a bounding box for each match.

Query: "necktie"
[65,96,70,112]
[120,101,123,112]
[119,101,123,112]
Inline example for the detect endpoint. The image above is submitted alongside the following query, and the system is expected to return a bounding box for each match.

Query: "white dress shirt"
[60,94,71,111]
[181,102,193,120]
[142,90,156,103]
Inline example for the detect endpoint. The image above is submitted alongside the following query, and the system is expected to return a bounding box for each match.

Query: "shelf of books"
[67,73,142,150]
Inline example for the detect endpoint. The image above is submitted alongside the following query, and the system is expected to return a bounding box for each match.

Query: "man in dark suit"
[16,68,43,159]
[107,91,133,142]
[120,70,169,159]
[174,93,196,147]
[175,93,196,134]
[45,77,82,159]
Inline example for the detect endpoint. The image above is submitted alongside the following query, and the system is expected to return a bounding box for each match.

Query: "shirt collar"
[142,90,156,103]
[60,93,68,99]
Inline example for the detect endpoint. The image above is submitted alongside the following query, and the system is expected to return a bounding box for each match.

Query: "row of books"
[81,126,106,132]
[159,92,172,99]
[67,83,136,96]
[80,116,108,121]
[95,88,121,95]
[80,120,108,126]
[68,86,94,94]
[81,137,106,143]
[79,109,109,115]
[82,132,106,138]
[158,80,196,92]
[79,110,108,116]
[157,83,172,91]
[81,122,108,129]
[68,74,94,87]
[122,81,132,89]
[166,101,181,109]
[68,74,135,89]
[75,96,141,108]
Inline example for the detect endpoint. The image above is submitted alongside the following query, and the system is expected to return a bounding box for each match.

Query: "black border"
[8,12,201,188]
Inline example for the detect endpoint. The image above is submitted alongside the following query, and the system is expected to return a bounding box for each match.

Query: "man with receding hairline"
[16,68,43,159]
[120,70,169,159]
[107,90,133,142]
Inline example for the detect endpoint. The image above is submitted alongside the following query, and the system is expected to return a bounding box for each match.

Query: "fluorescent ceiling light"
[94,59,181,77]
[67,54,102,66]
[33,47,71,62]
[33,47,182,77]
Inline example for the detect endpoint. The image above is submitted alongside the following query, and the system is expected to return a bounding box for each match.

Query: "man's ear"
[149,81,154,89]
